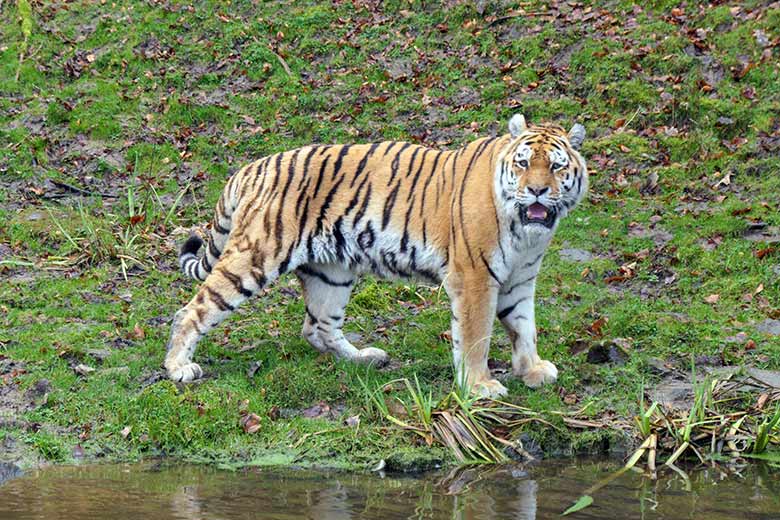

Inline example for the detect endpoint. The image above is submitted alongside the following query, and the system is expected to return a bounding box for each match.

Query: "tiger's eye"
[517,159,529,169]
[552,162,565,170]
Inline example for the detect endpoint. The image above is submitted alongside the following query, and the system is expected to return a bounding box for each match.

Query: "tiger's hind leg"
[165,245,272,382]
[297,263,388,366]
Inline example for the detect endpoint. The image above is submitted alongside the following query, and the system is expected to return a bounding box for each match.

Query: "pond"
[1,459,778,519]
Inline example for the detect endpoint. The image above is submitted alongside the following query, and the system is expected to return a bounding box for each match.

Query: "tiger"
[165,114,587,398]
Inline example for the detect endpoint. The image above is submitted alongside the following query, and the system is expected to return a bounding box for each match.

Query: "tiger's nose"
[527,186,549,197]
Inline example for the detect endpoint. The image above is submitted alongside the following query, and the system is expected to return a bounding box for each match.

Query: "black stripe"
[270,152,284,193]
[382,182,401,230]
[523,253,543,268]
[497,296,530,320]
[500,275,536,295]
[296,145,320,190]
[297,265,353,287]
[480,251,502,284]
[345,174,369,216]
[305,306,318,324]
[275,149,302,256]
[185,258,196,279]
[387,142,412,186]
[465,137,496,175]
[205,286,235,311]
[315,175,344,235]
[221,269,253,297]
[419,150,444,217]
[382,141,399,157]
[295,177,312,217]
[350,143,379,188]
[400,196,415,253]
[354,183,372,224]
[208,239,221,260]
[311,154,330,199]
[406,148,431,201]
[332,145,352,179]
[405,146,422,177]
[213,220,230,235]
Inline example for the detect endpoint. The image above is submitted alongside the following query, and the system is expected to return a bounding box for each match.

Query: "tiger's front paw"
[167,362,203,383]
[519,360,558,388]
[355,347,389,367]
[471,378,508,399]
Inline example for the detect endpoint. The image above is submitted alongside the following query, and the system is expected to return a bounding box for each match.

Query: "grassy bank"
[1,0,779,470]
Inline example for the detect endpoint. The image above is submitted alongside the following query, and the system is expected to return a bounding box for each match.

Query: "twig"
[48,179,117,198]
[271,48,292,76]
[616,107,642,133]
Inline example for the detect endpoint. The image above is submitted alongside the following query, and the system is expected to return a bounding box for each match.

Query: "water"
[1,459,778,519]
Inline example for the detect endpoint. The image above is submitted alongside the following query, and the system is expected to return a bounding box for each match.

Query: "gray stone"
[756,319,780,336]
[558,248,593,263]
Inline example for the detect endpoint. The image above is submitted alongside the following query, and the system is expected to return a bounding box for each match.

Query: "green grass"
[1,0,779,469]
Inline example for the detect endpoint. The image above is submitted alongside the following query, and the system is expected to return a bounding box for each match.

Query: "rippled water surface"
[1,459,778,519]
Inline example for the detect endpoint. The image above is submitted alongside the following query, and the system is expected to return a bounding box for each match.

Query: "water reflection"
[0,459,778,519]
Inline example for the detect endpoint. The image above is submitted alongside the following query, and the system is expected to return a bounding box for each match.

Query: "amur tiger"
[166,114,587,398]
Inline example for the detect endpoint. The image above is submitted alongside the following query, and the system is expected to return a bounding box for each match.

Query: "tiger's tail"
[178,167,245,281]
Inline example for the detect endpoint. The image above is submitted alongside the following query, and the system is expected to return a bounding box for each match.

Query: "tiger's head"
[495,114,587,235]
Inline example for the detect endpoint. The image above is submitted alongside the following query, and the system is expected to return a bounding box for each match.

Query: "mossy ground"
[1,1,778,469]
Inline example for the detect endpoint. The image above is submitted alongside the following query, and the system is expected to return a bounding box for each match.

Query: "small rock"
[559,248,593,263]
[27,378,51,398]
[724,331,748,343]
[650,379,694,411]
[756,319,780,336]
[586,342,628,365]
[0,463,22,486]
[87,349,112,362]
[647,357,673,375]
[139,370,165,388]
[695,354,722,366]
[246,361,262,379]
[74,364,95,376]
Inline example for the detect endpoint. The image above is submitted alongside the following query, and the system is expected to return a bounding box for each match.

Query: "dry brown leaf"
[132,323,145,340]
[240,412,262,434]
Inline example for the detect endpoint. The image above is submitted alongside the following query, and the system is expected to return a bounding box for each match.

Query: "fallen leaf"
[239,412,262,434]
[586,317,607,337]
[704,294,720,304]
[120,426,132,439]
[132,323,145,340]
[755,247,776,260]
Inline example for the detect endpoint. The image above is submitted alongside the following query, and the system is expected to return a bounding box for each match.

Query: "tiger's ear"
[508,114,527,137]
[568,123,586,150]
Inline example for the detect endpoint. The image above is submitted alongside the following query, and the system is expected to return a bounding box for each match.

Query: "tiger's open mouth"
[519,202,557,228]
